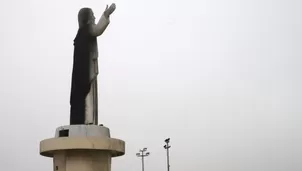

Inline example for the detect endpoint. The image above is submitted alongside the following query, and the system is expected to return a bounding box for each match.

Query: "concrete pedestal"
[40,125,125,171]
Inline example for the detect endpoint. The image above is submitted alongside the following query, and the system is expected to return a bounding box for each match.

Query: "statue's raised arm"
[77,3,116,37]
[70,4,116,125]
[91,3,116,37]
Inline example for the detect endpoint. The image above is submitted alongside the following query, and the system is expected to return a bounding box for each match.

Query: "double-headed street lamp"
[136,148,150,171]
[164,138,171,171]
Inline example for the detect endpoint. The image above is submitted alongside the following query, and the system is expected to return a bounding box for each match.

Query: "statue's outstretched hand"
[104,3,116,18]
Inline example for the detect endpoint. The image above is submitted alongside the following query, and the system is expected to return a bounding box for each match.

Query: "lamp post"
[136,148,150,171]
[164,138,171,171]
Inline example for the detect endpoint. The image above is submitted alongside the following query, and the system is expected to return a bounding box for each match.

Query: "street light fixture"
[164,138,171,171]
[136,148,150,171]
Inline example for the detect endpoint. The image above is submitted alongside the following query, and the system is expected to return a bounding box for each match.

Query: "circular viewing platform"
[39,125,125,157]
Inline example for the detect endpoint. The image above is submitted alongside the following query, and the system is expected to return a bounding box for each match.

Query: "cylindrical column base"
[40,125,125,171]
[53,150,111,171]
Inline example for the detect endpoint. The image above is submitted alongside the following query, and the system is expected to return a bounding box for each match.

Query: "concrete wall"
[53,150,111,171]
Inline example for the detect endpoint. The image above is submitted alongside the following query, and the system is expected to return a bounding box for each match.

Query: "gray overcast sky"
[0,0,301,170]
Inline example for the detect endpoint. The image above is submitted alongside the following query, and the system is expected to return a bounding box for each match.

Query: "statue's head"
[78,8,96,28]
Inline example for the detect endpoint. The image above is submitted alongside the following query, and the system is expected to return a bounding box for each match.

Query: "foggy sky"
[0,0,301,171]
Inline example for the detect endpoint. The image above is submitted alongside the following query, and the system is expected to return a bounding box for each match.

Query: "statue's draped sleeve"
[89,14,110,37]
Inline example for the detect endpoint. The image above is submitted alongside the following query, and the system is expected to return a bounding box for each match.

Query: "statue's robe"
[70,14,110,125]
